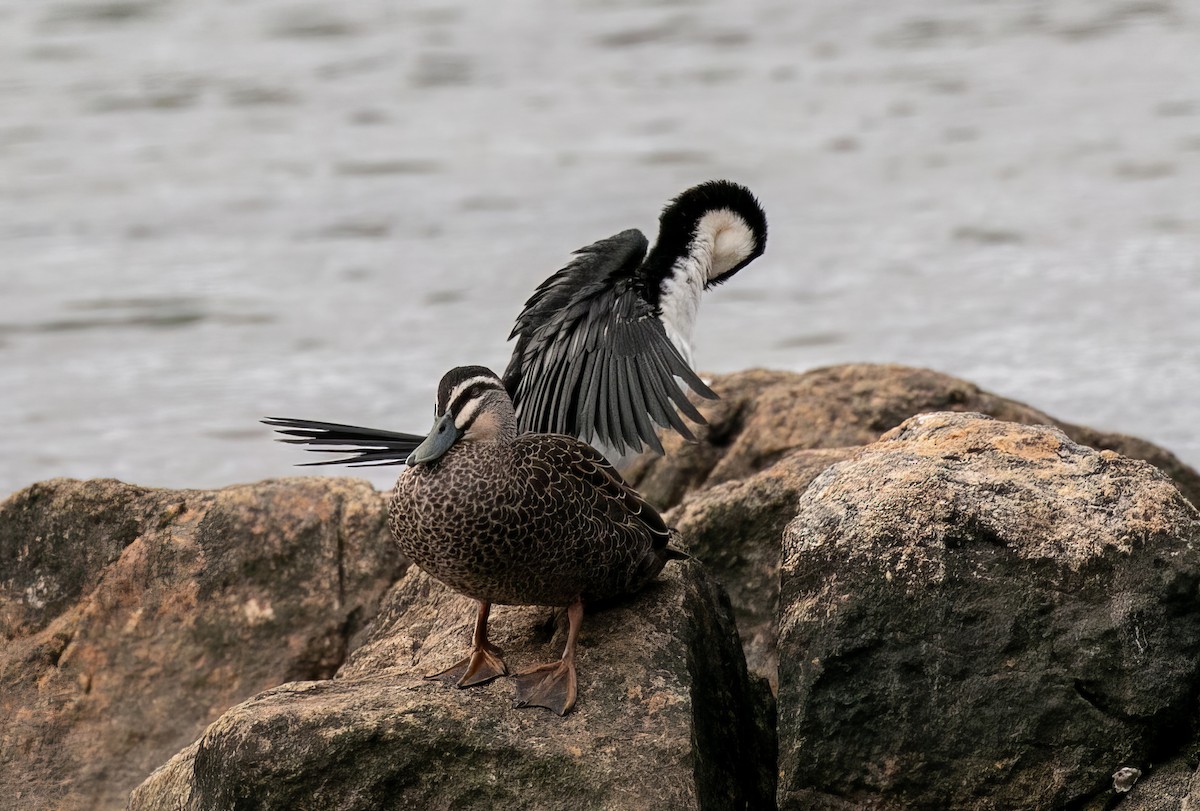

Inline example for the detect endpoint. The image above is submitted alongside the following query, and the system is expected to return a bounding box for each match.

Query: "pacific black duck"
[389,365,685,715]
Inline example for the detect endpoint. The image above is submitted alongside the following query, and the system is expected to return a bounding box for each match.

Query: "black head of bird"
[644,178,768,294]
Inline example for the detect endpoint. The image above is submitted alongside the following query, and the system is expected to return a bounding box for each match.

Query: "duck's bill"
[406,414,463,466]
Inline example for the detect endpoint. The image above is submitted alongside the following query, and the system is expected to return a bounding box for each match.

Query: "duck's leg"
[512,598,582,716]
[427,600,508,687]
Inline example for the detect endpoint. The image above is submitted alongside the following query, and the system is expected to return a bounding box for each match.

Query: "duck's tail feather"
[263,417,423,466]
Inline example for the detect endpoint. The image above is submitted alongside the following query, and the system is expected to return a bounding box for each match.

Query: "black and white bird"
[266,180,767,461]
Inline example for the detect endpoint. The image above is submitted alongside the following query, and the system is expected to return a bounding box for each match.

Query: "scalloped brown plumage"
[388,366,684,714]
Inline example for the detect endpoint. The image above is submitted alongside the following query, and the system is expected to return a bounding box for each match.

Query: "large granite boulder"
[638,364,1200,691]
[667,447,855,689]
[626,365,1200,511]
[777,412,1200,810]
[0,477,402,811]
[130,561,775,811]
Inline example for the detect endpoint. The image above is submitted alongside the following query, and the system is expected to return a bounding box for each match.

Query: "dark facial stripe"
[447,380,505,419]
[436,366,504,414]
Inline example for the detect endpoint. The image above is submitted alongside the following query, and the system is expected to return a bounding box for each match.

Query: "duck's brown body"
[389,433,672,608]
[312,364,680,714]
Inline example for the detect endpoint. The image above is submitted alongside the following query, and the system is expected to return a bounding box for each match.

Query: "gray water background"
[2,0,1198,498]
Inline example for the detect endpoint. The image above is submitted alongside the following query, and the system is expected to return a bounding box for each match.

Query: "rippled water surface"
[2,0,1198,496]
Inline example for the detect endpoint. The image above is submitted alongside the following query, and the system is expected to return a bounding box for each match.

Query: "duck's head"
[406,366,516,466]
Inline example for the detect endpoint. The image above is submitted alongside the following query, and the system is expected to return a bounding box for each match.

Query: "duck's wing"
[262,417,423,466]
[523,435,674,550]
[572,440,675,550]
[503,229,715,455]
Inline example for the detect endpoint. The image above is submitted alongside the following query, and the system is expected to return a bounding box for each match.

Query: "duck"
[388,365,685,715]
[265,180,766,460]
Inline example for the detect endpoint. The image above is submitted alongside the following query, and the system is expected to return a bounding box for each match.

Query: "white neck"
[659,254,705,365]
[657,208,757,364]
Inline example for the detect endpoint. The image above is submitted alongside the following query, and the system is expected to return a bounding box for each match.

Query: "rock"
[0,477,403,811]
[1113,766,1143,793]
[1056,420,1200,512]
[777,412,1200,810]
[633,365,1200,692]
[624,365,1200,511]
[10,366,1200,809]
[1095,755,1200,811]
[130,561,775,811]
[668,447,856,689]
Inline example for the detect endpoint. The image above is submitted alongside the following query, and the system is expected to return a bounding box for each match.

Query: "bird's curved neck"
[653,211,732,362]
[657,253,706,365]
[649,206,757,362]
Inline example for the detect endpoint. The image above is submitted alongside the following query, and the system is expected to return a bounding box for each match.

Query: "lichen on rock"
[777,412,1200,810]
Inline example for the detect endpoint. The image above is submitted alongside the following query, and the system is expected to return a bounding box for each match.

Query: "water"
[2,0,1198,497]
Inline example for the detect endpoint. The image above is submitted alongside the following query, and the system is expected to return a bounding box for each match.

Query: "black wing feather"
[621,355,664,455]
[640,346,697,438]
[503,229,716,454]
[262,417,423,466]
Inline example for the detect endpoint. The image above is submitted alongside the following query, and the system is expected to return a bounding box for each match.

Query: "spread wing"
[262,417,423,466]
[503,229,715,455]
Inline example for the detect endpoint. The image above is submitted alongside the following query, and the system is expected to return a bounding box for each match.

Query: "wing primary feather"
[652,342,708,425]
[595,351,613,450]
[644,348,699,441]
[524,348,557,434]
[541,355,564,434]
[607,352,635,454]
[522,352,549,434]
[297,456,406,467]
[551,341,581,435]
[556,353,587,436]
[577,353,603,445]
[622,356,664,454]
[263,417,424,442]
[661,347,718,401]
[614,353,640,454]
[637,347,685,432]
[628,323,686,430]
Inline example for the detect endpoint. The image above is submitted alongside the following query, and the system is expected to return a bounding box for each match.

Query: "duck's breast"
[388,440,662,606]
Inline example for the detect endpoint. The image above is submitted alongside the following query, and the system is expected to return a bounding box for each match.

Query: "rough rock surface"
[777,412,1200,810]
[626,365,1200,511]
[668,448,855,688]
[1102,757,1199,811]
[0,477,402,811]
[131,561,775,811]
[634,365,1200,691]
